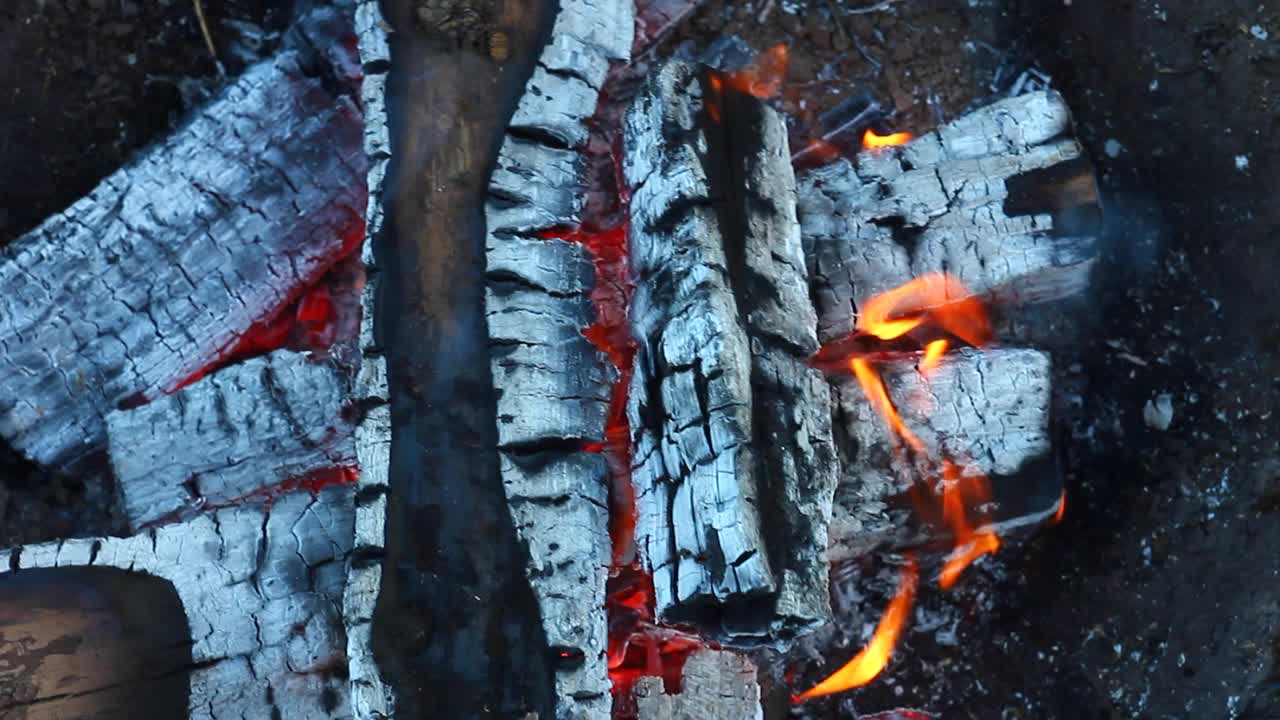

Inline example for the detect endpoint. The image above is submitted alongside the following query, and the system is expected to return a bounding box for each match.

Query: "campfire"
[0,1,1109,718]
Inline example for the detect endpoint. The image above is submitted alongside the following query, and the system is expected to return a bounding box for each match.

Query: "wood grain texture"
[632,649,762,720]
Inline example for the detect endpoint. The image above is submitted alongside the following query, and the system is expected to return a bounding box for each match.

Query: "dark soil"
[0,0,292,545]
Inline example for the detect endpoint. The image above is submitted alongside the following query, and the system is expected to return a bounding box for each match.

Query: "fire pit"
[1,0,1277,718]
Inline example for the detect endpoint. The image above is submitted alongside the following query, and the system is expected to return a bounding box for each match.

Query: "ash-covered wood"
[797,91,1098,347]
[0,487,356,720]
[0,46,364,471]
[345,2,393,718]
[623,60,838,640]
[827,348,1054,562]
[107,350,355,530]
[482,1,634,717]
[632,649,763,720]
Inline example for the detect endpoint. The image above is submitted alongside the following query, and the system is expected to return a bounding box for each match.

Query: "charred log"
[107,350,355,530]
[0,38,364,472]
[0,487,357,720]
[622,60,839,641]
[632,649,763,720]
[482,1,634,716]
[826,348,1056,562]
[797,91,1099,349]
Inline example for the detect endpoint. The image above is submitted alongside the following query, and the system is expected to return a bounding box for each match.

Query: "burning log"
[107,350,356,530]
[483,0,634,716]
[623,60,839,639]
[632,649,763,720]
[0,21,365,471]
[826,348,1055,562]
[797,91,1099,349]
[0,487,357,719]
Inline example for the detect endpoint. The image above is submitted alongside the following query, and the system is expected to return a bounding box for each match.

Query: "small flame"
[863,128,913,149]
[797,557,918,700]
[936,461,1000,590]
[857,273,991,349]
[850,357,925,453]
[920,339,949,375]
[1052,490,1067,524]
[723,43,789,99]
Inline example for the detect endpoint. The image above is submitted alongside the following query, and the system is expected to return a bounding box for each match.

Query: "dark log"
[623,60,839,641]
[0,486,357,720]
[0,567,192,720]
[481,1,633,716]
[632,649,762,720]
[107,350,355,530]
[0,45,364,471]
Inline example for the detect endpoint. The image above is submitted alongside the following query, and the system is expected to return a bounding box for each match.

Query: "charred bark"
[0,36,365,472]
[623,60,839,641]
[107,350,356,530]
[482,1,634,717]
[797,91,1099,348]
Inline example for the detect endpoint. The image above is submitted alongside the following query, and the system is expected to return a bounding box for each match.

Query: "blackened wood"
[0,567,192,720]
[107,350,355,530]
[623,60,839,642]
[481,1,633,716]
[632,650,763,720]
[0,49,365,471]
[0,486,357,720]
[796,91,1098,347]
[368,0,566,716]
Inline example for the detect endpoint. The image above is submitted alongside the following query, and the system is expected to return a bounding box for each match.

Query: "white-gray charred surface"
[632,649,763,720]
[0,50,365,471]
[107,350,355,530]
[826,348,1053,562]
[482,1,634,717]
[797,91,1098,346]
[346,2,394,718]
[623,60,838,641]
[0,487,357,720]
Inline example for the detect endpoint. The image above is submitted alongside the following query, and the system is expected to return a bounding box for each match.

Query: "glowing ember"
[796,557,918,700]
[863,128,913,149]
[707,43,789,123]
[723,43,788,99]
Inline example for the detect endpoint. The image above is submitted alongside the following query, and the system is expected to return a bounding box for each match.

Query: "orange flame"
[863,128,913,149]
[857,272,992,348]
[723,43,789,99]
[920,339,949,375]
[936,461,1000,590]
[850,357,924,453]
[1052,490,1067,524]
[797,557,919,700]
